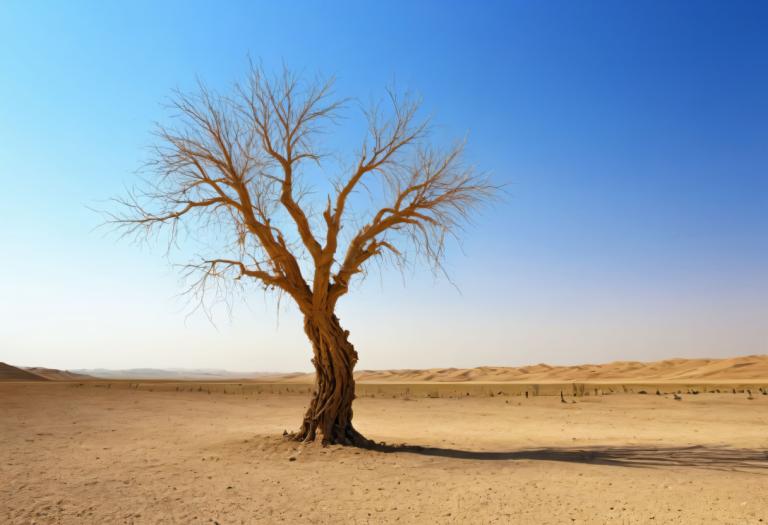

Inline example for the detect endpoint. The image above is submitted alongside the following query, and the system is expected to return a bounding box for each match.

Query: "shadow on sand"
[367,443,768,472]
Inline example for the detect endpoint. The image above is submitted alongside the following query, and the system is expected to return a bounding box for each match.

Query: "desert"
[3,2,767,524]
[2,357,768,524]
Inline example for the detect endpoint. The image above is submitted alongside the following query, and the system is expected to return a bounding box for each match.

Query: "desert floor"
[2,383,767,524]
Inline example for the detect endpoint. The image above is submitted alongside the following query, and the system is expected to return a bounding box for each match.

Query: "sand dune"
[72,368,305,381]
[268,354,768,383]
[10,355,768,383]
[349,355,768,382]
[23,367,93,381]
[0,363,48,381]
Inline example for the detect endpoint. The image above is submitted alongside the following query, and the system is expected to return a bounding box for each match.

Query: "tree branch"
[107,63,496,317]
[327,143,496,306]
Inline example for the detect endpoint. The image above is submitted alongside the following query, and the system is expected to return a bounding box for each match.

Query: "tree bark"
[295,313,369,446]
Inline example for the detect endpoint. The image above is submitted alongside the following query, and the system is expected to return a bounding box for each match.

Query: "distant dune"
[347,355,768,383]
[10,355,768,382]
[23,367,94,381]
[0,362,49,381]
[71,368,302,381]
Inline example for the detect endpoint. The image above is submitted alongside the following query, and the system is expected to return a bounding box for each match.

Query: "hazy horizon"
[2,1,766,372]
[8,353,768,376]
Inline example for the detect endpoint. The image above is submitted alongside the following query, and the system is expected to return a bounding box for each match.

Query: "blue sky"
[1,1,766,371]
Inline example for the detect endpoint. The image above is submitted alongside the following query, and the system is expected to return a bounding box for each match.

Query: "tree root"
[290,422,373,447]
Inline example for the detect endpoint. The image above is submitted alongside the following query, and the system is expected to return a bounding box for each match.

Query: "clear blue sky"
[1,1,766,371]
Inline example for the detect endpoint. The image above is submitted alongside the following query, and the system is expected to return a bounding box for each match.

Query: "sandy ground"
[2,383,768,524]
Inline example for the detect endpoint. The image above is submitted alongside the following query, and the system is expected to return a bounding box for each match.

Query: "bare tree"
[110,65,496,445]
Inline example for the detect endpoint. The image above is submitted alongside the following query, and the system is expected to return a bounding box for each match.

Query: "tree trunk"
[294,313,369,446]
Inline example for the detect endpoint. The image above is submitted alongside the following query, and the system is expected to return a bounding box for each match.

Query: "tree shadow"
[365,442,768,472]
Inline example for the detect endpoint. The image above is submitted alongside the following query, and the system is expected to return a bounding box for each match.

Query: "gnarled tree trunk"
[295,313,369,446]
